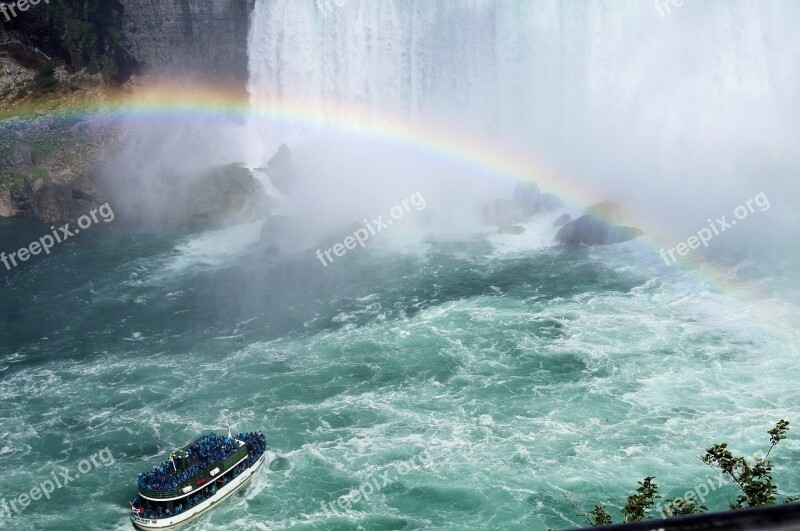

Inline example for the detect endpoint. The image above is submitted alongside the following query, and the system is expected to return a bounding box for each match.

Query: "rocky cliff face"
[120,0,255,83]
[1,119,273,229]
[0,0,258,225]
[0,117,119,223]
[0,0,254,83]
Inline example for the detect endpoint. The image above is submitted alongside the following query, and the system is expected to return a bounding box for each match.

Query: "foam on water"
[484,216,565,257]
[156,220,266,279]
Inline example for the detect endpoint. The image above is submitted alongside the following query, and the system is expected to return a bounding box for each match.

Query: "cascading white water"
[247,0,538,131]
[247,0,800,255]
[248,0,798,140]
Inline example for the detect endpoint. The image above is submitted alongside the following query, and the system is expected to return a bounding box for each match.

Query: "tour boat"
[129,426,268,530]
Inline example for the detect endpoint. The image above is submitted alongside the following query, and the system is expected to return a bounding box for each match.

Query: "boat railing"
[139,445,248,500]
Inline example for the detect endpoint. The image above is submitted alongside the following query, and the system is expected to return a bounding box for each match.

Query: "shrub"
[31,63,58,92]
[569,421,793,528]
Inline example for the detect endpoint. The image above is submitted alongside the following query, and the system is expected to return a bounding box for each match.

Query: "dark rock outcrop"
[266,144,295,193]
[71,177,100,203]
[17,171,109,224]
[585,201,624,223]
[10,189,31,211]
[555,215,643,246]
[106,162,271,232]
[553,213,571,227]
[182,164,271,230]
[12,141,34,166]
[0,190,27,218]
[3,0,255,85]
[24,178,72,224]
[0,117,118,223]
[540,193,565,211]
[119,0,255,83]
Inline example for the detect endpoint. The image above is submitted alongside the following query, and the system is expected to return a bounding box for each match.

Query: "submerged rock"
[555,215,643,246]
[553,213,571,227]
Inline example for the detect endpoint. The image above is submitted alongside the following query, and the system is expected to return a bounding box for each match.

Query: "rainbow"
[0,85,771,232]
[1,83,798,348]
[1,83,631,224]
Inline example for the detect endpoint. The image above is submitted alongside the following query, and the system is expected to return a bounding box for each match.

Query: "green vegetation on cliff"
[566,421,795,528]
[4,0,132,82]
[47,0,128,81]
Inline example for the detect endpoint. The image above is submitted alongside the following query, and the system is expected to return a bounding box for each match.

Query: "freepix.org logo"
[0,0,50,23]
[315,192,426,268]
[320,449,433,517]
[0,448,115,519]
[1,202,115,271]
[659,193,770,265]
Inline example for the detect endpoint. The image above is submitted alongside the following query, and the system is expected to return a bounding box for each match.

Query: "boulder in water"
[553,213,571,227]
[266,144,295,193]
[24,178,72,223]
[585,201,624,223]
[555,215,643,246]
[183,164,272,231]
[540,193,564,212]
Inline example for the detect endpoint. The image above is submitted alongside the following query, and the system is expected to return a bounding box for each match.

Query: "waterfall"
[248,0,797,137]
[246,0,546,132]
[246,0,800,248]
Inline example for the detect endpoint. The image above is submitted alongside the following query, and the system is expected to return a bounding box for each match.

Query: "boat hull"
[130,451,267,530]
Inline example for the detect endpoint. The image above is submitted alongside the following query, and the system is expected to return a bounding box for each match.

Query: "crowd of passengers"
[131,431,269,519]
[131,481,219,520]
[131,438,267,520]
[137,433,242,491]
[238,432,267,465]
